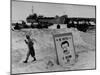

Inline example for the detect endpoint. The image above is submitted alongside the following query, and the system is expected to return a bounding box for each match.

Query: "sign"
[53,33,76,67]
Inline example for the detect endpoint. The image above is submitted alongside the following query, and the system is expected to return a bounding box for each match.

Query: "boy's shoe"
[23,60,27,63]
[32,58,36,62]
[34,57,36,61]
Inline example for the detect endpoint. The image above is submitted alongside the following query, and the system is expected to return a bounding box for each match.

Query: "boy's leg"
[34,56,36,61]
[31,54,36,62]
[30,49,36,61]
[23,51,30,63]
[31,56,36,62]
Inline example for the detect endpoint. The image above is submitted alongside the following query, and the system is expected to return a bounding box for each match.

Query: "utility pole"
[63,11,66,24]
[32,6,34,14]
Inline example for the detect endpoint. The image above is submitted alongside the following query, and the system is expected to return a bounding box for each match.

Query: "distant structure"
[12,6,96,32]
[57,24,60,29]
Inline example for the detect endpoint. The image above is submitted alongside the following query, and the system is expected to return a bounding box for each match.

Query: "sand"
[11,28,96,74]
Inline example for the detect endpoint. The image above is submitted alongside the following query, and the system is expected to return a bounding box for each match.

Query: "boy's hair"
[61,41,69,48]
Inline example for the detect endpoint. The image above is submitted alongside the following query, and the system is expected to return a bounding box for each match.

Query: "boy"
[23,35,36,63]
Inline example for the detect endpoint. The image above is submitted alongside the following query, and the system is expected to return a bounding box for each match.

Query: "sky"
[12,0,95,22]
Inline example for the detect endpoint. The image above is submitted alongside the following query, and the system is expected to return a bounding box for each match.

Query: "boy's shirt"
[25,39,34,48]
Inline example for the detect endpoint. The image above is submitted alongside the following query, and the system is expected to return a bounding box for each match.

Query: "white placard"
[53,33,76,67]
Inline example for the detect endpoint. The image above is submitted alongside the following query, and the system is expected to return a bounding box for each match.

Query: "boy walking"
[23,35,36,63]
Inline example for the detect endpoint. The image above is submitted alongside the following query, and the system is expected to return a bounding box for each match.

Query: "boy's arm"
[24,40,28,44]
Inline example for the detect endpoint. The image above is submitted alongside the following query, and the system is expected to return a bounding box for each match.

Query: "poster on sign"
[53,33,76,67]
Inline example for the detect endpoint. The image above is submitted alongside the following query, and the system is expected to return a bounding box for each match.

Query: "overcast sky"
[12,1,95,22]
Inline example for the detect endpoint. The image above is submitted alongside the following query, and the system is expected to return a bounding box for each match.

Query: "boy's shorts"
[29,47,35,57]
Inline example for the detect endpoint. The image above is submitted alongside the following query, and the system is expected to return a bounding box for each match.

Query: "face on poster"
[53,33,76,67]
